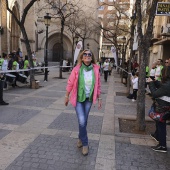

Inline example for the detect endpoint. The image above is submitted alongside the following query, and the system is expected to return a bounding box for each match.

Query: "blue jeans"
[75,99,92,146]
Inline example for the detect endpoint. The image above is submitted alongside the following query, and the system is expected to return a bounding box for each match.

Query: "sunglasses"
[165,62,168,63]
[83,53,92,57]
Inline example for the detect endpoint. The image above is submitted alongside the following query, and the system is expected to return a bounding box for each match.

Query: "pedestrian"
[164,59,169,67]
[109,60,113,75]
[103,59,109,82]
[1,53,8,90]
[132,60,139,73]
[16,48,23,58]
[65,49,102,156]
[11,56,19,87]
[0,69,9,105]
[66,59,70,72]
[131,72,138,102]
[148,66,170,153]
[24,55,30,77]
[149,62,157,80]
[155,59,164,81]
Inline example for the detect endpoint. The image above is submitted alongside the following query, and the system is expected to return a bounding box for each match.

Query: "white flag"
[111,46,117,66]
[74,41,82,65]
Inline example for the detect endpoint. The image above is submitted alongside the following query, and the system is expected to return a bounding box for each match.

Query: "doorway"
[52,43,61,62]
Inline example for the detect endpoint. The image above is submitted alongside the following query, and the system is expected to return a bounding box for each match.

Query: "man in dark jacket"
[148,66,170,152]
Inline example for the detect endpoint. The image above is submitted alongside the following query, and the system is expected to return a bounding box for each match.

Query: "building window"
[99,0,104,2]
[98,6,104,10]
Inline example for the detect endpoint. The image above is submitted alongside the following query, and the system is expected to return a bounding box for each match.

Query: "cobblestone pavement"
[0,69,114,170]
[0,69,170,170]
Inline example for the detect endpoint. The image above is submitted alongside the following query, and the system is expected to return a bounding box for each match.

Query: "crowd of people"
[0,49,37,105]
[126,57,170,153]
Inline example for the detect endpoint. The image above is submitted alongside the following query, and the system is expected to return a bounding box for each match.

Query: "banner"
[156,2,170,16]
[111,46,118,66]
[74,41,82,65]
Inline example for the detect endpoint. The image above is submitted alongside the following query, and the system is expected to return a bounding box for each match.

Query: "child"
[131,72,139,102]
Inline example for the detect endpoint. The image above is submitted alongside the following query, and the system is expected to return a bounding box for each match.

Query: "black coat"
[149,80,170,106]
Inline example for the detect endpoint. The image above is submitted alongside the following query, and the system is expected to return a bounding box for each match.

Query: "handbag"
[148,103,170,122]
[162,111,170,121]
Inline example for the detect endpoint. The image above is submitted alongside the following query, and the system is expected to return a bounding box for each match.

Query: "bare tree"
[75,16,98,50]
[44,0,79,78]
[6,0,38,88]
[65,12,83,63]
[97,1,131,82]
[135,0,158,131]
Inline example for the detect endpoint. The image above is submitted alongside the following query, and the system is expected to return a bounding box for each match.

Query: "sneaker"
[151,144,167,153]
[132,99,136,102]
[82,146,89,156]
[77,139,83,148]
[150,133,159,143]
[0,101,9,105]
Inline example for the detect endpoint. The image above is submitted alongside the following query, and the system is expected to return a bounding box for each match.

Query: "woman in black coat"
[148,66,170,152]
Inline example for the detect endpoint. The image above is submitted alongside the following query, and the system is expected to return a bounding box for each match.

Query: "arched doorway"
[47,33,72,62]
[10,2,20,52]
[52,43,61,62]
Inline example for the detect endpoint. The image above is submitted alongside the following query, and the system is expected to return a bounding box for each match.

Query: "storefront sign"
[156,2,170,16]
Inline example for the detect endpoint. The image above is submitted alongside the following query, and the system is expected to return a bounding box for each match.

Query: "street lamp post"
[44,13,51,81]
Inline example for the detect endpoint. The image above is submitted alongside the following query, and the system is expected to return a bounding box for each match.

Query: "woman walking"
[103,59,109,82]
[65,49,102,156]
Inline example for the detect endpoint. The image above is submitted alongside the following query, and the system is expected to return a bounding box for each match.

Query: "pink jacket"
[66,64,101,107]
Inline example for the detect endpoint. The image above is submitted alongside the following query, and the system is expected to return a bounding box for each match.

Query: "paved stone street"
[0,68,170,170]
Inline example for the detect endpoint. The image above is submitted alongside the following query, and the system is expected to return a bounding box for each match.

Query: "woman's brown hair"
[77,49,96,65]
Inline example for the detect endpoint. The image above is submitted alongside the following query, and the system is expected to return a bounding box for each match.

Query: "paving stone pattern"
[0,129,11,140]
[48,113,103,134]
[0,107,40,125]
[13,97,56,108]
[4,87,36,95]
[115,141,170,170]
[35,91,65,98]
[6,134,99,170]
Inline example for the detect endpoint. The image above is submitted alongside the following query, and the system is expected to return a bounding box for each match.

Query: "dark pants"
[104,70,108,82]
[24,71,29,77]
[0,80,4,102]
[3,80,7,88]
[132,89,138,100]
[154,121,166,147]
[11,72,19,86]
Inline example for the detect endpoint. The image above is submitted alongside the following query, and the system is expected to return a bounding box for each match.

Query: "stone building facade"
[0,0,99,63]
[133,0,170,68]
